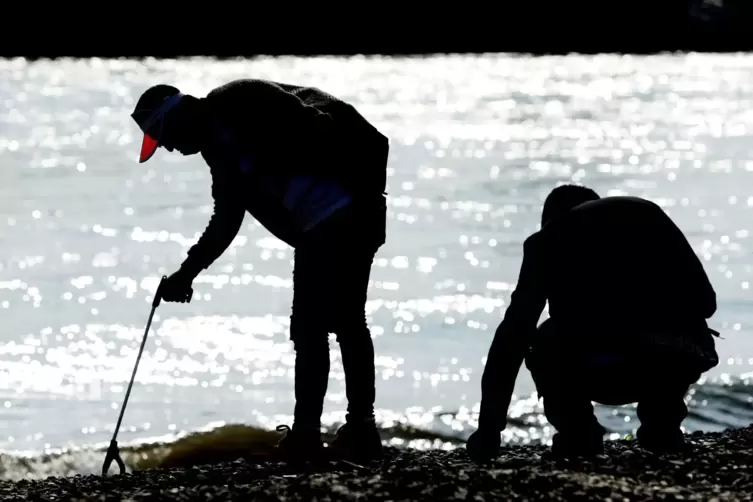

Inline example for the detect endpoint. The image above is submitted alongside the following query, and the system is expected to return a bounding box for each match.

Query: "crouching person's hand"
[466,428,501,463]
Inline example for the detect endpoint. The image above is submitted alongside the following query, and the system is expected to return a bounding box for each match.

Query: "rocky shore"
[1,425,751,501]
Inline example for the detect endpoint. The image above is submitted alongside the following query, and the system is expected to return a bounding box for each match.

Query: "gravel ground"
[1,426,751,502]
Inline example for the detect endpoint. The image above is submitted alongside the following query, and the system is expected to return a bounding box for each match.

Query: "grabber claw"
[102,439,126,475]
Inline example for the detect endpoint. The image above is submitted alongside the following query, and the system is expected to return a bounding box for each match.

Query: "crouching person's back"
[467,184,719,461]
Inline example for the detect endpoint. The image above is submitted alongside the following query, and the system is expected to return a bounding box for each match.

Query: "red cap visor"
[139,133,159,163]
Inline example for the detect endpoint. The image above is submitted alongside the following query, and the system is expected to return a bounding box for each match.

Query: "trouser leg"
[290,197,385,428]
[290,247,331,431]
[636,368,698,451]
[526,319,606,455]
[334,247,377,422]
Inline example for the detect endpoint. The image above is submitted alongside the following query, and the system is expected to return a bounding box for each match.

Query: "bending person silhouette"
[468,184,719,461]
[130,80,388,463]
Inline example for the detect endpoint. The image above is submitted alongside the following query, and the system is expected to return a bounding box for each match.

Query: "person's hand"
[158,268,195,303]
[466,428,502,463]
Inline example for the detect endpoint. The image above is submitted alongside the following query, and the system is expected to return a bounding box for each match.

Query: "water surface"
[0,54,752,476]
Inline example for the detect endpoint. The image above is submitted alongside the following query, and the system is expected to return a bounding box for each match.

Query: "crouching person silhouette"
[467,184,719,461]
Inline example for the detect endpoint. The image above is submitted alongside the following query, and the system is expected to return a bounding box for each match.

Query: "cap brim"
[139,133,159,163]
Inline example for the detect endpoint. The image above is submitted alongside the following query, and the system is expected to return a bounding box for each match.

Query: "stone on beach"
[0,425,750,501]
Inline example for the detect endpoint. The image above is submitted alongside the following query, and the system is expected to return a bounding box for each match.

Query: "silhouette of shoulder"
[539,195,671,241]
[566,195,663,218]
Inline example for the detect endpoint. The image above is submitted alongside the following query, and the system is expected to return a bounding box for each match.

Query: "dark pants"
[525,319,706,446]
[290,196,386,430]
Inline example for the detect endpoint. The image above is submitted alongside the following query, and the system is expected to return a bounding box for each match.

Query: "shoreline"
[1,425,750,501]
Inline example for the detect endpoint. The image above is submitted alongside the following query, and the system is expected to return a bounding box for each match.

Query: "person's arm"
[478,233,547,432]
[180,162,246,277]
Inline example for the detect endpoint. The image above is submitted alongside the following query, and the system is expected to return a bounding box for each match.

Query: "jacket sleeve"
[180,162,246,276]
[478,233,548,432]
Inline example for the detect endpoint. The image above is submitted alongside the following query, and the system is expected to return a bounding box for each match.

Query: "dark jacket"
[180,79,389,275]
[478,195,717,431]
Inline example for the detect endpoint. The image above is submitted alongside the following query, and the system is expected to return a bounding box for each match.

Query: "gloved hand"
[159,268,195,303]
[466,428,502,463]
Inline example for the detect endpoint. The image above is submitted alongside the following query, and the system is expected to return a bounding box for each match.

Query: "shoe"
[637,427,689,454]
[274,424,324,463]
[329,419,383,463]
[550,432,604,458]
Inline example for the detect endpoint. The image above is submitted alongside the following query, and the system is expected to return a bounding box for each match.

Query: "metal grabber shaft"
[101,275,192,475]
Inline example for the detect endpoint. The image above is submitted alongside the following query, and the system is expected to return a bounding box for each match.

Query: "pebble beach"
[1,425,750,501]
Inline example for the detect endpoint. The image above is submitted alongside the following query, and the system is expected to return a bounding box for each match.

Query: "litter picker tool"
[101,275,192,475]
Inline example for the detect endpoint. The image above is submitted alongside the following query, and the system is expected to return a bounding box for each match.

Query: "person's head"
[541,184,600,227]
[130,84,207,163]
